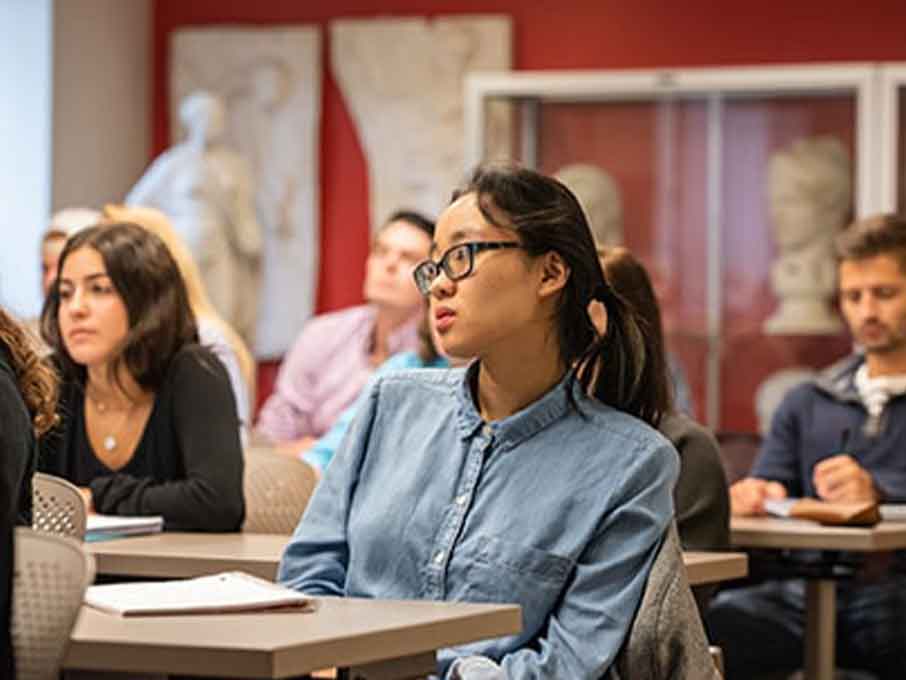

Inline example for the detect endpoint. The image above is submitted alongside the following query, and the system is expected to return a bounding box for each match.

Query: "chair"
[31,472,87,540]
[610,522,723,679]
[12,527,95,680]
[242,447,317,534]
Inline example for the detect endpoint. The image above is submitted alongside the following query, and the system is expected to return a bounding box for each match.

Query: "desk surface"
[65,596,521,678]
[85,532,288,580]
[683,551,748,585]
[731,516,906,551]
[88,532,748,586]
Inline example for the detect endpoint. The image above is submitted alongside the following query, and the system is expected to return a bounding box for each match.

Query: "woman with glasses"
[278,164,678,679]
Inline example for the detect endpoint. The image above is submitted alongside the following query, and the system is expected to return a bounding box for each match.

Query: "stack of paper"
[86,514,164,541]
[764,498,880,526]
[880,504,906,521]
[85,571,314,616]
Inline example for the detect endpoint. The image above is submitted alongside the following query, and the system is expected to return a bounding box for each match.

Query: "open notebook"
[86,514,164,541]
[85,571,314,616]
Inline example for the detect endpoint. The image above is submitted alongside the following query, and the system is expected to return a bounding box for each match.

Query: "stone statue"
[126,91,262,347]
[330,15,512,232]
[763,136,852,335]
[171,27,321,359]
[554,163,623,248]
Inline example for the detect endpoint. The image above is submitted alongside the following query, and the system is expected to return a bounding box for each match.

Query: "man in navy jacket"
[708,213,906,680]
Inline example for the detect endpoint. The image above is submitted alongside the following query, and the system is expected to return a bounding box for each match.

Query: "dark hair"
[598,247,674,416]
[452,163,667,427]
[0,307,58,436]
[40,222,199,391]
[384,209,435,239]
[835,213,906,271]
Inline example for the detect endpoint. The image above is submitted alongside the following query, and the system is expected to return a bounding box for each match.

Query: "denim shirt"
[278,364,678,679]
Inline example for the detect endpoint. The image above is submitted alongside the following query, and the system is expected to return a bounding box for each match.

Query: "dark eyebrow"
[429,228,479,257]
[59,272,110,287]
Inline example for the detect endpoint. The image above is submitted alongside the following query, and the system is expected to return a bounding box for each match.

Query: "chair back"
[242,448,317,534]
[12,527,95,680]
[32,472,87,540]
[610,522,722,679]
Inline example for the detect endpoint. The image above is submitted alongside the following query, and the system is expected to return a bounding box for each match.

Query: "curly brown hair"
[0,307,58,437]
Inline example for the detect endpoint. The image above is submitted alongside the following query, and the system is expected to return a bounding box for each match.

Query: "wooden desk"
[85,532,287,580]
[730,517,906,680]
[88,531,744,587]
[64,597,521,679]
[683,551,748,586]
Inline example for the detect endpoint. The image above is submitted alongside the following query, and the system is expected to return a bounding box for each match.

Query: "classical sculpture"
[330,15,512,232]
[126,91,262,347]
[763,136,852,335]
[554,163,623,248]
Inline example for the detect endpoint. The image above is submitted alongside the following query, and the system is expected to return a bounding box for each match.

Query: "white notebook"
[86,514,164,540]
[85,571,314,617]
[880,504,906,522]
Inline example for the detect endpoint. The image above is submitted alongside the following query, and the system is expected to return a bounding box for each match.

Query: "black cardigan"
[1,344,36,679]
[40,345,244,532]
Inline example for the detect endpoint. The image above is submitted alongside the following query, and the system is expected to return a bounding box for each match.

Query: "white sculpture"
[126,91,262,347]
[330,15,512,232]
[554,163,623,248]
[763,136,852,335]
[171,27,321,358]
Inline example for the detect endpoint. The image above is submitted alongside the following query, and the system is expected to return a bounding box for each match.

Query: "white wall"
[0,0,53,318]
[0,0,150,319]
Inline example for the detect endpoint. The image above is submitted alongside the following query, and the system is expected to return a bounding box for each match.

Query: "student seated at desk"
[38,223,244,532]
[255,210,434,452]
[278,164,678,679]
[598,248,730,557]
[1,306,57,677]
[707,214,906,680]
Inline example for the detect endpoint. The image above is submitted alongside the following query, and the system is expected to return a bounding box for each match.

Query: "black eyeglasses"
[412,241,522,295]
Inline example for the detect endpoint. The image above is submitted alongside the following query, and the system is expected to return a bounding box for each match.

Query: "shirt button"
[482,425,492,437]
[455,494,467,506]
[434,551,445,564]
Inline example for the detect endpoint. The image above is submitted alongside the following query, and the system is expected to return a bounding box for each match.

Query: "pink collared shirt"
[255,305,420,442]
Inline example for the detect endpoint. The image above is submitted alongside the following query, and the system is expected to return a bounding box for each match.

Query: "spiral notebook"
[84,571,314,617]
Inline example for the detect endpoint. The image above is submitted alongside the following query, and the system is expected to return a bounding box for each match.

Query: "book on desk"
[84,571,315,616]
[86,514,164,541]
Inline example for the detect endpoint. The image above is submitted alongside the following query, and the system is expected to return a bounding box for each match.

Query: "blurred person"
[0,306,57,677]
[255,210,434,451]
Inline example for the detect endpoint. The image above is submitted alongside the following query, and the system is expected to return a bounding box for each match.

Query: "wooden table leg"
[804,579,836,680]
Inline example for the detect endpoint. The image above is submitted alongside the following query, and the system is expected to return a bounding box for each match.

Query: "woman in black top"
[39,222,244,532]
[1,306,58,678]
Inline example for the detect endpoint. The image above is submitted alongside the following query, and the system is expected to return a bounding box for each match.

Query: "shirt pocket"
[462,534,574,632]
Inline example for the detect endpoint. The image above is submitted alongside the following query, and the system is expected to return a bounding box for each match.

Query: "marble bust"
[763,136,851,335]
[554,163,623,248]
[126,91,262,346]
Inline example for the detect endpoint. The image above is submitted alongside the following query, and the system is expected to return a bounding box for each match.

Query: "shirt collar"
[455,361,579,451]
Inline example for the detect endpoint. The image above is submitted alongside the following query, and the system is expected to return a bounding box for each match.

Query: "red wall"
[153,0,906,424]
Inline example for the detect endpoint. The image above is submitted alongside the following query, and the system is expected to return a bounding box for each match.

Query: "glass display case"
[464,66,881,433]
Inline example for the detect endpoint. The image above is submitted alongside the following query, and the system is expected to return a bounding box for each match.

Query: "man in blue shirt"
[707,213,906,680]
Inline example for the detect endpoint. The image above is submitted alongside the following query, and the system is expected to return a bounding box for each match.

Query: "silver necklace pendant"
[103,435,117,452]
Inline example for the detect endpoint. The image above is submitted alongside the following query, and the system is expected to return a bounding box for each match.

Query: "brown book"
[788,499,881,526]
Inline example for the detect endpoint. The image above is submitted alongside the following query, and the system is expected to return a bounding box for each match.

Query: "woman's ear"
[537,251,570,299]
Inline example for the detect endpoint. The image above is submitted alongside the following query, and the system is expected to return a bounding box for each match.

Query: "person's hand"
[78,486,95,514]
[813,454,880,503]
[729,477,787,516]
